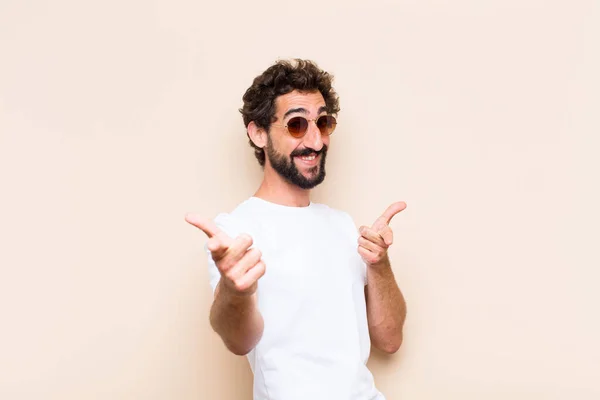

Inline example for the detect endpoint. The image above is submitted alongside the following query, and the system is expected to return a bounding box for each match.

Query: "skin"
[184,215,265,355]
[186,90,407,355]
[250,90,331,207]
[358,202,408,353]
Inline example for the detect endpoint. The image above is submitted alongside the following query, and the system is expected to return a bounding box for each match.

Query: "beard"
[265,135,328,190]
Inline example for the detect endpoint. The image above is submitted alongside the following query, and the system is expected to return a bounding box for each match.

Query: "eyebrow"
[283,106,328,119]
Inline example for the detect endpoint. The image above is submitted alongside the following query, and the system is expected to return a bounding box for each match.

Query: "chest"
[254,216,364,293]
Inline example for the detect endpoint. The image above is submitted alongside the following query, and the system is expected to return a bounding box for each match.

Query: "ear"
[248,121,267,149]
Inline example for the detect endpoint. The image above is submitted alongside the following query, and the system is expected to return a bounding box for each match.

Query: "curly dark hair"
[240,59,340,166]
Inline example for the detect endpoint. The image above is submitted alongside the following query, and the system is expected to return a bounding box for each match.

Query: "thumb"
[206,236,229,261]
[372,201,407,231]
[185,214,234,259]
[185,213,222,238]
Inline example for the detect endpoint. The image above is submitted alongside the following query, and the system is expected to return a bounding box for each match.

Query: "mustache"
[290,145,328,158]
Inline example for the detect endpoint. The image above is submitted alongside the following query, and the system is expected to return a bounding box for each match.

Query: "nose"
[302,119,324,151]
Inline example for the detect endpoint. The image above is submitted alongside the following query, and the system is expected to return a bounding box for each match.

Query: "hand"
[358,202,407,266]
[185,214,266,295]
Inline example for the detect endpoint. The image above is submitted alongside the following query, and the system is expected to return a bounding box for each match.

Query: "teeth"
[300,155,316,161]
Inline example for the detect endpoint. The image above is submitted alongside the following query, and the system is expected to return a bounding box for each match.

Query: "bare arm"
[185,214,266,356]
[364,255,407,353]
[210,283,264,355]
[357,202,408,354]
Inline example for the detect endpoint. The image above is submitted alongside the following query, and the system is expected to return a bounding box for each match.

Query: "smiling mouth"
[294,152,320,162]
[298,154,317,161]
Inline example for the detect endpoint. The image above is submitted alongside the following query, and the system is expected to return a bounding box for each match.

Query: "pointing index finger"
[185,213,222,238]
[373,201,407,230]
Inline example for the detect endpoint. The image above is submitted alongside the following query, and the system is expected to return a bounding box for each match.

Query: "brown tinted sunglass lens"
[317,115,337,135]
[287,117,309,137]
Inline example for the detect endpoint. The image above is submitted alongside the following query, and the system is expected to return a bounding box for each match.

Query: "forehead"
[274,90,326,116]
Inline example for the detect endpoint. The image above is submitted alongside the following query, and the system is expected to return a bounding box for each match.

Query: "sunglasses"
[271,115,337,138]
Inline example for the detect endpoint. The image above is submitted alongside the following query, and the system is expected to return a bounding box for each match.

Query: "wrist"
[218,281,258,303]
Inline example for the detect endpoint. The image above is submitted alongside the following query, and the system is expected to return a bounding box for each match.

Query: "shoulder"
[213,198,264,238]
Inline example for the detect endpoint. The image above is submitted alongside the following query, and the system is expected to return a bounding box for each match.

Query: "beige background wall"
[1,0,599,399]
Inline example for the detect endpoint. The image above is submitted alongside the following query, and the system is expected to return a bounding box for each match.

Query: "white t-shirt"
[206,197,385,400]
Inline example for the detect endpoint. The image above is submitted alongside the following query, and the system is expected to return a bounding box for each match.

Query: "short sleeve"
[206,213,242,294]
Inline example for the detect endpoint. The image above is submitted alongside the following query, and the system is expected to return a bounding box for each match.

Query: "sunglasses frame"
[271,114,337,138]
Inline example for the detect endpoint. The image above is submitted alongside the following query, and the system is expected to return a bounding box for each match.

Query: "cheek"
[287,140,304,155]
[271,134,297,155]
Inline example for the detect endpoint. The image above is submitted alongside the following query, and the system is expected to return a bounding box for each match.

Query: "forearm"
[365,255,407,353]
[209,282,264,356]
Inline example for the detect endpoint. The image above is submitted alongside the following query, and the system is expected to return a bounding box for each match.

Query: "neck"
[254,163,311,207]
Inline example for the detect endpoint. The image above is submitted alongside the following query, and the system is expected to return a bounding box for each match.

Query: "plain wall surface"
[1,1,599,399]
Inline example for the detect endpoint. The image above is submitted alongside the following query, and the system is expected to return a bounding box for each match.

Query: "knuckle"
[258,268,266,278]
[216,260,227,272]
[239,233,253,247]
[218,258,232,271]
[224,269,236,280]
[250,248,262,259]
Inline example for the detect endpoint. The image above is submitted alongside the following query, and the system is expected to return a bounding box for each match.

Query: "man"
[185,59,407,400]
